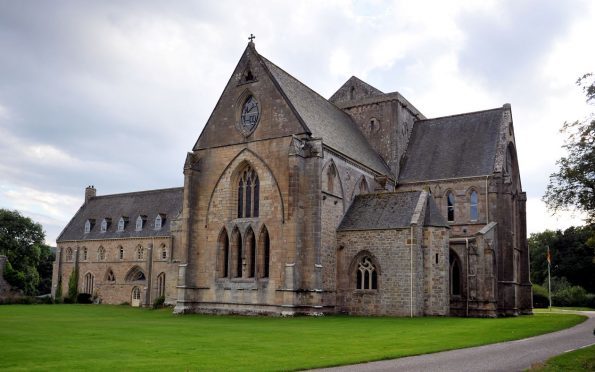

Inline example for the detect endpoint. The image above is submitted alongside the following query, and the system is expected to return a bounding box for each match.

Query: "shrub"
[153,295,165,309]
[532,284,549,308]
[552,285,589,307]
[76,293,93,304]
[54,276,63,303]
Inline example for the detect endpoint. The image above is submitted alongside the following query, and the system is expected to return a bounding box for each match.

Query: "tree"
[529,226,595,293]
[544,73,595,225]
[67,267,79,302]
[0,209,53,295]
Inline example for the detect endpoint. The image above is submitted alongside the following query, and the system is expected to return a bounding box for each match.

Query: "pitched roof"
[57,187,183,242]
[261,57,391,175]
[329,76,384,104]
[338,191,421,231]
[399,107,504,183]
[424,196,449,227]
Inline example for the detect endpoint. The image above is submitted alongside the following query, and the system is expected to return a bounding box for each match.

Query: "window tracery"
[237,166,259,218]
[356,256,377,290]
[136,246,144,260]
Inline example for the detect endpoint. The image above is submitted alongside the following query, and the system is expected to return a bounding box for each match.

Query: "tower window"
[470,191,479,221]
[446,192,455,222]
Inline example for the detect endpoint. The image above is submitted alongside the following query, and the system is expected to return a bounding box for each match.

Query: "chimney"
[85,185,96,204]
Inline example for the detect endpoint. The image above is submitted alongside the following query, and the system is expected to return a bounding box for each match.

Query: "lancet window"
[237,166,259,218]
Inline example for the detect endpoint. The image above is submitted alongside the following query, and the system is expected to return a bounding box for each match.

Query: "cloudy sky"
[1,0,593,245]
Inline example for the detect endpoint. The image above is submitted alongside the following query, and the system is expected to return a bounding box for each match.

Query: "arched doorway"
[131,287,141,307]
[449,250,462,297]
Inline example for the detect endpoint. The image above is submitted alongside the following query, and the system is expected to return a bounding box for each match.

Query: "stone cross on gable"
[248,34,255,42]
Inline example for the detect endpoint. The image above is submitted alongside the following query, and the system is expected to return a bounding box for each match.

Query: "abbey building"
[52,42,532,317]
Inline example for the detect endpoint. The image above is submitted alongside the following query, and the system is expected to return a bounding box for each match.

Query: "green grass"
[529,344,595,371]
[0,305,586,371]
[539,306,595,312]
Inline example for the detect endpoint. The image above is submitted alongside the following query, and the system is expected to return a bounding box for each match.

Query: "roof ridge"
[418,106,503,123]
[260,56,353,116]
[91,186,183,200]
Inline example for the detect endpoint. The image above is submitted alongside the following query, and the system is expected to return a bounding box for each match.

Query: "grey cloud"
[457,0,586,97]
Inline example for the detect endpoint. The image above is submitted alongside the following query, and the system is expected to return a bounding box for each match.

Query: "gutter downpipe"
[466,237,470,317]
[410,225,414,318]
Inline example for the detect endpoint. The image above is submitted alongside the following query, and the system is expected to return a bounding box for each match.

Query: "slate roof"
[424,196,449,228]
[57,187,183,242]
[261,57,391,175]
[399,108,504,183]
[338,192,421,231]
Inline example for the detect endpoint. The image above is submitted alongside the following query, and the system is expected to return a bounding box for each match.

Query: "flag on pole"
[546,246,551,264]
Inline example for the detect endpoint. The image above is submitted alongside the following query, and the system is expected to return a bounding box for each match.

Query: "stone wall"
[336,229,426,316]
[341,96,420,178]
[422,227,450,315]
[53,236,178,306]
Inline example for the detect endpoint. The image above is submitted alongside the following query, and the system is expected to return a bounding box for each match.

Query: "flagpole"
[547,245,552,311]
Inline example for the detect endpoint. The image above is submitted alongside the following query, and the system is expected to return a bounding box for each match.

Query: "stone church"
[52,41,532,317]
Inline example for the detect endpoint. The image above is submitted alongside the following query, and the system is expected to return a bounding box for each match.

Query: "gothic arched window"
[326,164,337,194]
[237,166,259,218]
[125,266,146,282]
[470,190,479,221]
[106,269,116,282]
[65,247,73,261]
[356,256,377,290]
[446,192,455,222]
[156,272,166,298]
[83,272,94,295]
[218,229,229,278]
[231,228,242,278]
[259,226,270,279]
[136,245,144,260]
[97,246,106,261]
[160,244,167,260]
[245,228,256,278]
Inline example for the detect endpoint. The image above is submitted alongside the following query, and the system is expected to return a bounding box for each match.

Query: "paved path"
[313,311,595,372]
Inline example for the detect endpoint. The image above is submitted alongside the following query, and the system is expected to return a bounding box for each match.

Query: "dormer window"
[155,214,165,230]
[84,219,95,234]
[100,218,111,233]
[136,215,146,231]
[117,217,128,232]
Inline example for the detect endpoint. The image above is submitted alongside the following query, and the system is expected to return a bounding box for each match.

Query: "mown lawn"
[529,344,595,371]
[0,305,586,371]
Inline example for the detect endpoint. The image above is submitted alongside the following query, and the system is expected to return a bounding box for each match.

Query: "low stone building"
[53,41,531,316]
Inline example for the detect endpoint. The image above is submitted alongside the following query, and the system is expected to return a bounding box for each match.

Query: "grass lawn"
[529,344,595,371]
[535,306,595,312]
[0,305,586,371]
